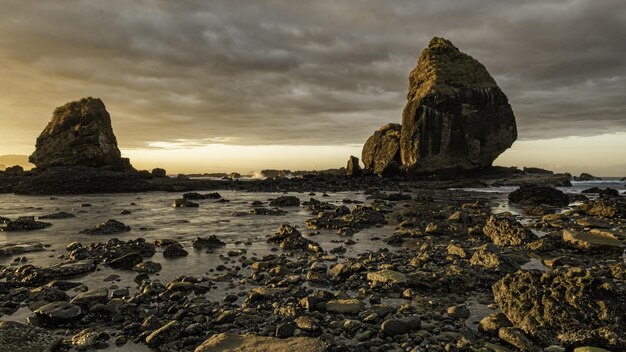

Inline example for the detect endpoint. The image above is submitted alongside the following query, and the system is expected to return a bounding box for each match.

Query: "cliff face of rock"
[400,37,517,174]
[29,98,133,171]
[361,37,517,176]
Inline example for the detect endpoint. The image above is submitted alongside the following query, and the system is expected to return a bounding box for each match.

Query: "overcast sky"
[1,0,625,173]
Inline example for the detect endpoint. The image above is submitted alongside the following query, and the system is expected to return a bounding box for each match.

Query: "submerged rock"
[269,196,300,207]
[508,185,569,206]
[1,217,51,232]
[29,97,133,171]
[173,198,199,208]
[192,236,226,250]
[400,37,517,174]
[0,242,45,256]
[362,123,402,176]
[81,219,130,235]
[39,211,76,219]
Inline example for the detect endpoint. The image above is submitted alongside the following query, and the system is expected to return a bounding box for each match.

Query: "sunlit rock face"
[361,123,402,176]
[400,37,517,174]
[29,97,133,171]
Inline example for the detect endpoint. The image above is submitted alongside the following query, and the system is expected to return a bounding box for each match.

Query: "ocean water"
[452,180,626,215]
[0,191,395,319]
[0,181,624,348]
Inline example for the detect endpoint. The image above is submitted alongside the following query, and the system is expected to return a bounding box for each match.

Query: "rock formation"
[361,37,517,176]
[346,156,362,177]
[400,37,517,173]
[29,97,133,171]
[361,123,402,176]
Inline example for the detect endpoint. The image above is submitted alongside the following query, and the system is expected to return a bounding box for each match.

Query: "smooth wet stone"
[194,333,326,352]
[478,313,512,335]
[34,301,82,322]
[66,242,82,251]
[447,304,470,319]
[293,316,317,332]
[70,328,109,350]
[324,298,364,314]
[163,243,188,257]
[275,322,295,338]
[562,230,623,251]
[70,287,109,306]
[0,242,45,256]
[0,321,59,352]
[109,252,143,270]
[367,270,407,285]
[381,316,421,337]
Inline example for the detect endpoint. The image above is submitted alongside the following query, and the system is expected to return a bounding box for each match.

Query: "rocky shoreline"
[0,165,572,196]
[0,181,624,351]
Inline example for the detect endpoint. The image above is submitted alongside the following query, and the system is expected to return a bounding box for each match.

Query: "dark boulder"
[508,185,569,207]
[362,123,402,176]
[151,168,167,177]
[192,236,226,250]
[2,217,52,232]
[4,165,24,175]
[346,156,362,177]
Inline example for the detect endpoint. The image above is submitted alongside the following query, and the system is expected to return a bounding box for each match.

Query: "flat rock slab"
[194,333,326,352]
[562,230,623,251]
[0,321,60,352]
[324,298,364,314]
[0,242,45,256]
[367,270,407,285]
[34,301,82,322]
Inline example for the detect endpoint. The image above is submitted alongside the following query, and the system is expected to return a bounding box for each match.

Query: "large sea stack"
[361,37,517,176]
[400,37,517,174]
[29,97,133,171]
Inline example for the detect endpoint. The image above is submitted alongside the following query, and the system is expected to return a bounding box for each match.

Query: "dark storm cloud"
[1,0,625,147]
